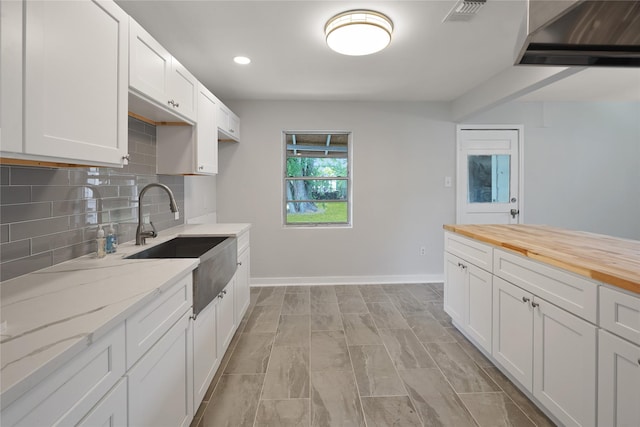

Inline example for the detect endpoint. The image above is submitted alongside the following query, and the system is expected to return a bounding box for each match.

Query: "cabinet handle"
[531,301,539,308]
[237,261,242,266]
[229,129,235,133]
[457,262,467,270]
[122,154,130,165]
[175,102,180,108]
[167,100,174,107]
[222,289,227,295]
[198,165,204,170]
[522,297,530,303]
[218,293,224,299]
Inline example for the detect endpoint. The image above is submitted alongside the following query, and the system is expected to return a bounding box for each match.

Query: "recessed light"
[233,56,251,65]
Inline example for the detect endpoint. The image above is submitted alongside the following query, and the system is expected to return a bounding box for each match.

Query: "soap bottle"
[106,223,117,254]
[96,225,106,258]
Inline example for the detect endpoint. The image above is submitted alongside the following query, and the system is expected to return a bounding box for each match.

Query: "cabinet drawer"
[444,232,493,271]
[2,323,125,427]
[494,249,598,323]
[600,286,640,345]
[237,230,250,255]
[126,274,193,368]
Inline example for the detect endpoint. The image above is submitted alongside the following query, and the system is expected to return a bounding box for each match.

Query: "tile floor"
[191,284,556,427]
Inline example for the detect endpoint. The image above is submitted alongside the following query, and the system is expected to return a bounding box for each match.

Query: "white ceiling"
[116,0,640,104]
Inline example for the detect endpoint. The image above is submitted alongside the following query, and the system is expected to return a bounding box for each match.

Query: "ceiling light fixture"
[233,56,251,65]
[325,10,393,56]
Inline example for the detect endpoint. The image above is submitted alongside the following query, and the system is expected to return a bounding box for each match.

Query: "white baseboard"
[250,274,444,287]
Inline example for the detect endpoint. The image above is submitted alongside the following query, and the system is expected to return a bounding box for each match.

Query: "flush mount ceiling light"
[325,10,393,56]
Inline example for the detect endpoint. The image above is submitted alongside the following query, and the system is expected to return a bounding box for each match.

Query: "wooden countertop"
[443,224,640,295]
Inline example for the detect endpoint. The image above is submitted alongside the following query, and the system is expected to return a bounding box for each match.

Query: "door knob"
[510,209,519,219]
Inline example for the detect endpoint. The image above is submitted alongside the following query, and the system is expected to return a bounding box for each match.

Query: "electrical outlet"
[420,247,426,256]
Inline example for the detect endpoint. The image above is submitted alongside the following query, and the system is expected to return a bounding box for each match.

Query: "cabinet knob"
[522,297,530,303]
[175,102,180,108]
[531,301,539,308]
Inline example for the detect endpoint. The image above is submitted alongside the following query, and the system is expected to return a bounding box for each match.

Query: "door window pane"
[468,155,510,203]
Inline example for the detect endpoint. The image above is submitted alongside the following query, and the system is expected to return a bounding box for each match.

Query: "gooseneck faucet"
[136,183,180,245]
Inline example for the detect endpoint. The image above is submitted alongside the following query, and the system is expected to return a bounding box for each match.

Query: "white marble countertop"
[0,222,251,409]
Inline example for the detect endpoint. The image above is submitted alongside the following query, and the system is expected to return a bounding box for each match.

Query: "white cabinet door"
[598,329,640,427]
[216,279,237,355]
[195,84,218,174]
[492,277,534,390]
[228,111,240,140]
[533,299,596,427]
[77,378,127,427]
[464,263,492,353]
[0,0,22,153]
[193,299,219,411]
[23,0,128,167]
[235,248,251,325]
[128,312,194,427]
[444,253,466,325]
[169,58,197,121]
[129,18,172,107]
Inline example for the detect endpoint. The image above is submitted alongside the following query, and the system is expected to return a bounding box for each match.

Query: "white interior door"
[457,127,522,224]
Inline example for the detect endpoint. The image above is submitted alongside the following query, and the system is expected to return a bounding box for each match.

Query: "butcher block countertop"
[443,224,640,295]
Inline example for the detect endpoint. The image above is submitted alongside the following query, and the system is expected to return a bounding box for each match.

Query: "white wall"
[466,101,640,239]
[217,101,456,284]
[215,100,639,283]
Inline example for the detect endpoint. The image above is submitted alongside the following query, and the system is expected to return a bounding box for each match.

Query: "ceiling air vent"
[443,0,487,22]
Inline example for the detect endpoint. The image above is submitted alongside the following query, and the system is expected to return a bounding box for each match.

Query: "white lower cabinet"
[0,323,126,427]
[463,262,492,353]
[492,277,534,390]
[444,252,466,325]
[533,297,596,427]
[217,279,237,355]
[492,277,596,427]
[598,329,640,427]
[193,297,220,411]
[235,247,251,325]
[77,378,127,427]
[128,311,193,427]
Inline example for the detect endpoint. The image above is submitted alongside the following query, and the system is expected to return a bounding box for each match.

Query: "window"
[284,131,351,226]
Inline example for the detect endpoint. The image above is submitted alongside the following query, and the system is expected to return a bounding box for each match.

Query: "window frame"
[282,130,353,228]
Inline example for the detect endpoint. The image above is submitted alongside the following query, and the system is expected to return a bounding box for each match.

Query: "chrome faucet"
[136,183,180,245]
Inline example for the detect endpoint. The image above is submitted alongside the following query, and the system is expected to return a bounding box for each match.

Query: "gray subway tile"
[1,202,52,224]
[1,252,53,281]
[10,167,69,186]
[1,166,9,185]
[31,185,82,202]
[0,239,31,262]
[51,199,87,217]
[1,186,31,205]
[1,225,9,243]
[53,241,93,264]
[32,229,85,254]
[128,116,147,133]
[9,216,69,241]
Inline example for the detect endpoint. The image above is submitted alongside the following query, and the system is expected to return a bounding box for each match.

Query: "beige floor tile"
[244,305,281,333]
[255,399,310,427]
[342,313,383,345]
[398,368,476,427]
[310,286,338,303]
[460,392,536,427]
[200,374,264,427]
[224,333,274,374]
[361,396,422,427]
[405,314,457,343]
[424,342,500,393]
[262,346,310,399]
[349,345,406,397]
[310,371,366,427]
[378,328,436,369]
[274,314,310,347]
[282,292,310,315]
[367,302,410,329]
[310,330,351,371]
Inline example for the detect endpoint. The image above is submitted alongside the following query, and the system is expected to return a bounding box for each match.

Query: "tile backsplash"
[0,117,184,281]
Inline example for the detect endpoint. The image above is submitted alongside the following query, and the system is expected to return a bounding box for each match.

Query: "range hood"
[515,0,640,66]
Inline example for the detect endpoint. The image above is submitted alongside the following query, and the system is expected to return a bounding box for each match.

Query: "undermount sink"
[127,236,237,316]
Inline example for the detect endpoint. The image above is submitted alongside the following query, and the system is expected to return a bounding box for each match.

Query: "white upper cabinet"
[157,83,218,175]
[1,0,129,167]
[217,103,240,142]
[129,19,197,122]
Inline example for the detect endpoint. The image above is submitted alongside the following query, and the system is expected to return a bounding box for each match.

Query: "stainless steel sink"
[127,236,237,316]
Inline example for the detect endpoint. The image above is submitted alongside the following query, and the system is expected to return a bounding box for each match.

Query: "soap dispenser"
[96,225,106,258]
[106,223,117,254]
